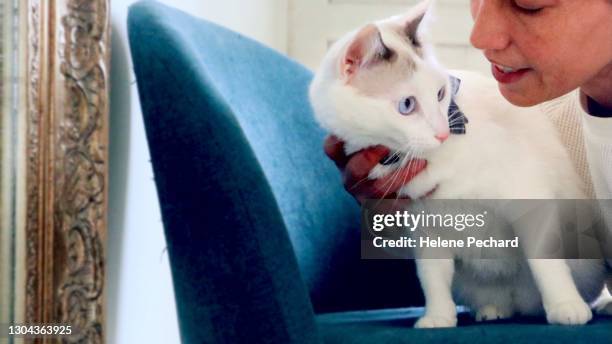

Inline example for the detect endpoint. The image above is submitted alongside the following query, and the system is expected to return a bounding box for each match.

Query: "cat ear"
[401,0,431,48]
[341,24,393,81]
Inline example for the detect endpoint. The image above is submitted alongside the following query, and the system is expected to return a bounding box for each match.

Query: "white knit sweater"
[540,90,612,199]
[541,91,612,302]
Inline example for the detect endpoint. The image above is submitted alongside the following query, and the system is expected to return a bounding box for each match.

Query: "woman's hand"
[323,135,427,204]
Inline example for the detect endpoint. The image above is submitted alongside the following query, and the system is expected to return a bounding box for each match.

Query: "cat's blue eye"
[437,86,446,102]
[398,96,416,115]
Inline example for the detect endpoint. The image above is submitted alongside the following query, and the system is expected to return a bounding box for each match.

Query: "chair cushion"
[318,308,612,343]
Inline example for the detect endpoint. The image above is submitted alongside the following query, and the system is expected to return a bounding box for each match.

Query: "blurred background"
[108,1,486,343]
[289,0,487,72]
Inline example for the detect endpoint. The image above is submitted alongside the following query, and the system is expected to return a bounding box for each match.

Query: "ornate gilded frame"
[24,0,108,342]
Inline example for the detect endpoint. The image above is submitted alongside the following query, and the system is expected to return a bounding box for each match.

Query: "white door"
[287,0,488,74]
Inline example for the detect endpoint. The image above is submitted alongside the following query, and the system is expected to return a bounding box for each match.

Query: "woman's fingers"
[323,136,428,203]
[372,159,427,195]
[351,159,427,203]
[342,145,390,189]
[323,135,349,168]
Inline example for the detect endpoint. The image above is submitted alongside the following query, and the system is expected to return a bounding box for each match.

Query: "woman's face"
[470,0,612,106]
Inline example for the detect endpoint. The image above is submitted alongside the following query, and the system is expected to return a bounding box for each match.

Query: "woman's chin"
[498,85,545,108]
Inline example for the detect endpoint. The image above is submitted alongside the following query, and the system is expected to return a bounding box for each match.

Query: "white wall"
[107,1,288,343]
[287,0,488,73]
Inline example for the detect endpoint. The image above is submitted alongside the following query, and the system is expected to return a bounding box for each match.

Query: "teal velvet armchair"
[127,2,611,343]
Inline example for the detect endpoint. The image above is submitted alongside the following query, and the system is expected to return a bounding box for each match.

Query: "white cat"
[309,1,611,328]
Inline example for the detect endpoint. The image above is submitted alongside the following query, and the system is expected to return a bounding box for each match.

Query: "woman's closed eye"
[512,0,549,15]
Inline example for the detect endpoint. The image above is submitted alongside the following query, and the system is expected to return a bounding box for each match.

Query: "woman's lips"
[491,64,531,84]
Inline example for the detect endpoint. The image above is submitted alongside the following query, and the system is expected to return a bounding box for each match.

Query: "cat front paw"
[545,300,592,325]
[414,315,457,328]
[398,182,437,200]
[475,304,513,322]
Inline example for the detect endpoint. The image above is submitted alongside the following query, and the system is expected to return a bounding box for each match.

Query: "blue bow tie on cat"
[449,75,468,134]
[380,76,468,166]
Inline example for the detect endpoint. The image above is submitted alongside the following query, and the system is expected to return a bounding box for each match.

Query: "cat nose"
[435,132,449,142]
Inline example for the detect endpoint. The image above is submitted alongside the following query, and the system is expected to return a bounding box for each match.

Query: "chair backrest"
[129,2,422,326]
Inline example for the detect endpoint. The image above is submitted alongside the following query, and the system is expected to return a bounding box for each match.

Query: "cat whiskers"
[398,148,422,201]
[392,146,422,203]
[347,150,402,193]
[373,148,419,208]
[374,150,412,193]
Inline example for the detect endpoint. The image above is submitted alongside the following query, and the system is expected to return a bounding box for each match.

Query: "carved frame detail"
[25,0,109,343]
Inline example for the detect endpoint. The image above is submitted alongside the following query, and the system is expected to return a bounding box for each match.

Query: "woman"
[324,0,612,311]
[325,0,612,201]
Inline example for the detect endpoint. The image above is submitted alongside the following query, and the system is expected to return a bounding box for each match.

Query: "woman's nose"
[470,2,511,51]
